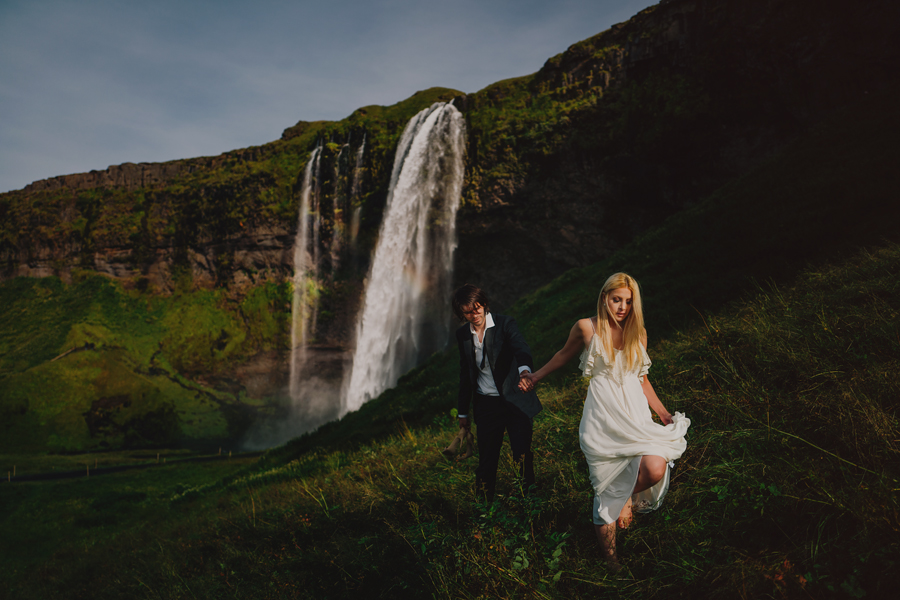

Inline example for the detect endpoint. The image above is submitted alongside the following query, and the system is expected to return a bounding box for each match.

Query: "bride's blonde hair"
[596,272,646,371]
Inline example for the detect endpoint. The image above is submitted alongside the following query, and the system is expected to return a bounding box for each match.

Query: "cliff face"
[5,214,294,292]
[5,146,285,291]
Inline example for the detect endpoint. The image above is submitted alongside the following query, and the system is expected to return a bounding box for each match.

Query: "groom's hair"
[452,284,490,321]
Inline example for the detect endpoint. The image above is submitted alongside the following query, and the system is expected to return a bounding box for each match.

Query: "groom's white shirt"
[472,312,499,396]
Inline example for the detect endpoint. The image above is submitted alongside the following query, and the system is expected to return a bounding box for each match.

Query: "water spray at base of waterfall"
[240,369,350,451]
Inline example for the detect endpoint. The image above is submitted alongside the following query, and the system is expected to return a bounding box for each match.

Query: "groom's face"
[462,303,485,328]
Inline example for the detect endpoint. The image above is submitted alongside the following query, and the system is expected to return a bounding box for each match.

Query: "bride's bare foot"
[605,558,624,573]
[616,497,633,529]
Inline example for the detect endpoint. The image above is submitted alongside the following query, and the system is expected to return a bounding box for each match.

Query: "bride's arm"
[521,320,590,389]
[641,376,673,425]
[640,332,673,425]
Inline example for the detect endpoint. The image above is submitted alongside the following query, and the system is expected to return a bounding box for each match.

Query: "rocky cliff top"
[19,146,269,195]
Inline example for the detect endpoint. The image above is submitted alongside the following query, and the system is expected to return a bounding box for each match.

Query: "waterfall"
[350,133,366,249]
[289,146,322,400]
[309,146,323,337]
[344,103,466,412]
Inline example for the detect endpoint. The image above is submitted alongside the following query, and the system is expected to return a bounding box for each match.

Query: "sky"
[0,0,654,194]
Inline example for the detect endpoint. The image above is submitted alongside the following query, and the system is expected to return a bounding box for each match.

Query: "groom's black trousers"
[473,392,535,501]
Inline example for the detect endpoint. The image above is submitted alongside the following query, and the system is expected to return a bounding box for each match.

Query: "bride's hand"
[518,372,535,392]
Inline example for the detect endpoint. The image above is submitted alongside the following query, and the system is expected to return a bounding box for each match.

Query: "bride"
[520,272,690,570]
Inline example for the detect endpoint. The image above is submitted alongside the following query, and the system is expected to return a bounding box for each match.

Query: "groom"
[452,284,542,501]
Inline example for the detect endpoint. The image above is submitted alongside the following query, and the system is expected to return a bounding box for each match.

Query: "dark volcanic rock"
[24,162,188,194]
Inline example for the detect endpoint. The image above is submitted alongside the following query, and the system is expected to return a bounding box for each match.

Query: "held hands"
[518,371,535,392]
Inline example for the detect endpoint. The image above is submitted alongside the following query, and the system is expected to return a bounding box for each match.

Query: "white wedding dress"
[579,334,691,524]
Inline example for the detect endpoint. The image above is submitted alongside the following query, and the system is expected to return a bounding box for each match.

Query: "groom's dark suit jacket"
[456,314,543,420]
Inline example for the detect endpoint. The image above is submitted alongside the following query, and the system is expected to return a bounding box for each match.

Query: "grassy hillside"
[4,242,898,597]
[2,82,898,599]
[0,272,293,452]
